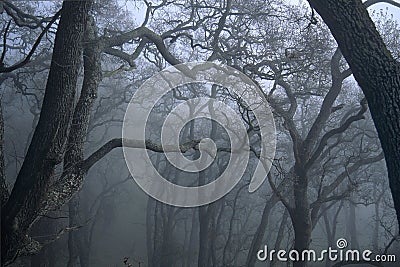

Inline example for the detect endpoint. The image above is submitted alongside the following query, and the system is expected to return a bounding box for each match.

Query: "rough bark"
[62,16,101,267]
[307,0,400,227]
[1,0,93,264]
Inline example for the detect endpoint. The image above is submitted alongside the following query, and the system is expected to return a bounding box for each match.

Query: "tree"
[1,0,93,264]
[1,0,399,266]
[306,0,400,229]
[0,0,199,264]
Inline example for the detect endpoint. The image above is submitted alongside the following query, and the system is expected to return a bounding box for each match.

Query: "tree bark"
[307,0,400,227]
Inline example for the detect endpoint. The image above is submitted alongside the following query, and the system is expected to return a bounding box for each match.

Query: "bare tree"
[306,0,400,230]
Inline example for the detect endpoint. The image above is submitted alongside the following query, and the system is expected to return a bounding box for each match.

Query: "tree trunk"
[307,0,400,227]
[373,187,380,251]
[64,14,101,267]
[1,1,93,264]
[245,196,279,267]
[29,216,57,267]
[292,165,312,267]
[348,199,359,250]
[197,185,210,267]
[270,209,289,267]
[0,100,7,207]
[146,197,155,267]
[198,97,218,267]
[160,209,174,267]
[67,197,79,267]
[186,209,198,267]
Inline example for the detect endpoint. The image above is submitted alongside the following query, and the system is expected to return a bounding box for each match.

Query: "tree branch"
[0,9,61,73]
[303,48,348,155]
[3,1,55,29]
[103,27,181,66]
[267,172,293,211]
[103,47,137,67]
[321,152,384,198]
[0,20,11,66]
[81,138,201,172]
[306,98,369,169]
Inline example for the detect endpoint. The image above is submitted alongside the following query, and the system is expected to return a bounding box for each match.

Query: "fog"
[1,0,399,267]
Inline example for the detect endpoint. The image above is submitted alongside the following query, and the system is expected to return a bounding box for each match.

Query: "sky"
[370,1,400,21]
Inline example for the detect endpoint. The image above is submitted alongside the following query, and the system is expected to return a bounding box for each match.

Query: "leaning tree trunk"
[1,0,93,264]
[306,0,400,227]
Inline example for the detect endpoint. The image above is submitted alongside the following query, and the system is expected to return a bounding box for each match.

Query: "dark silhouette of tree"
[1,0,93,264]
